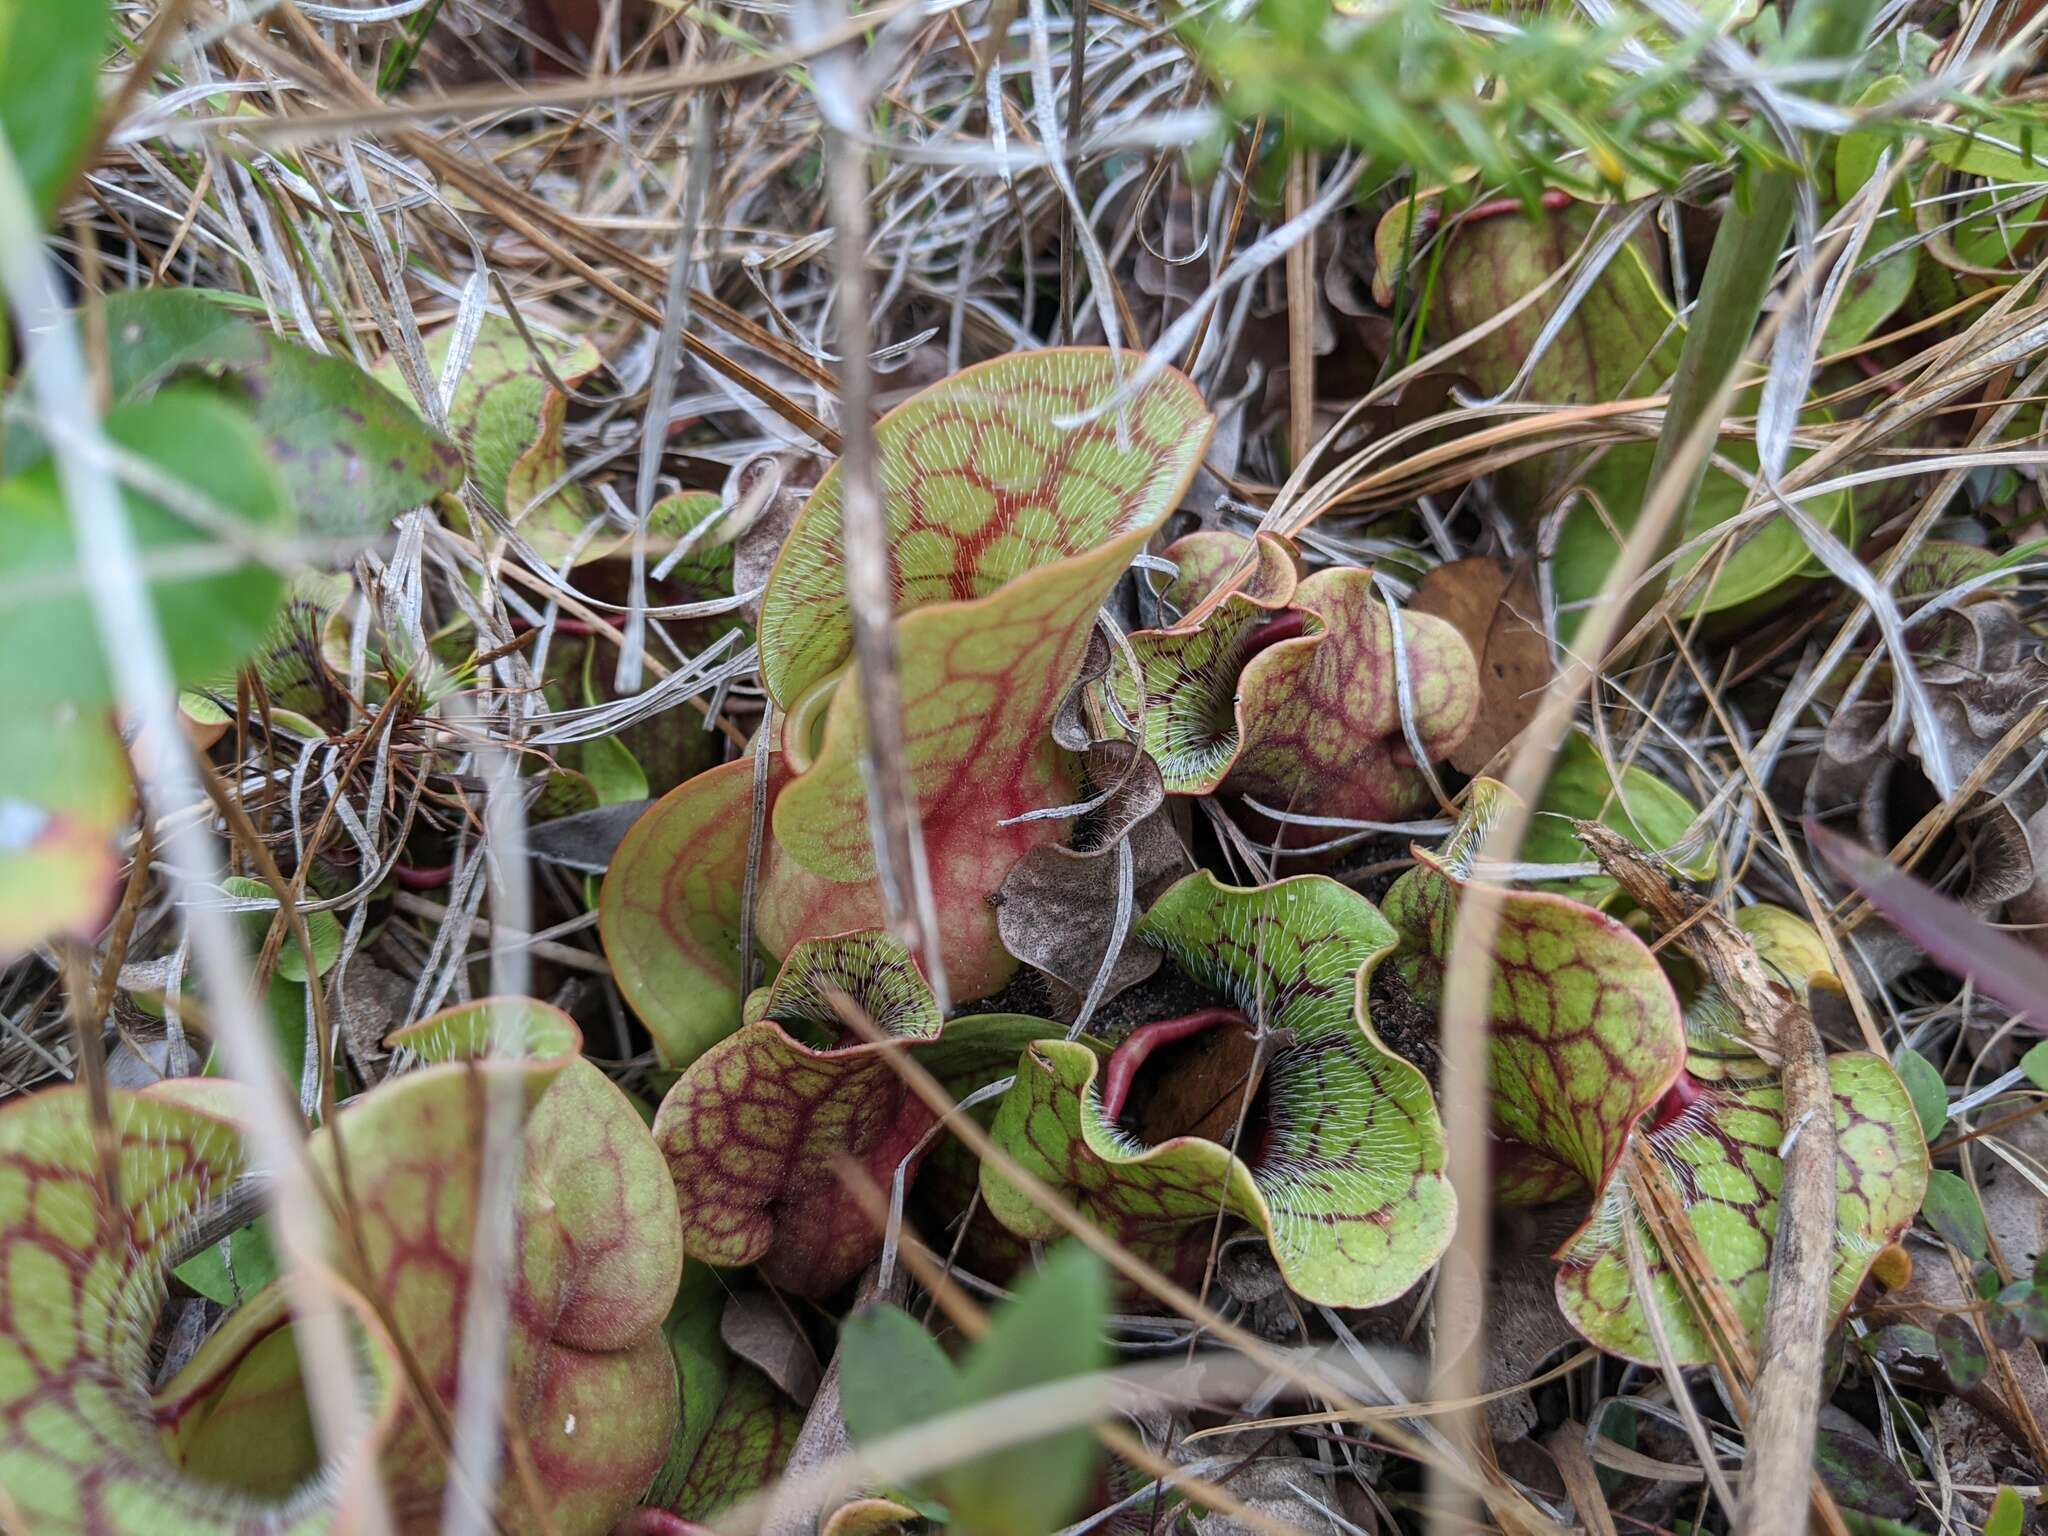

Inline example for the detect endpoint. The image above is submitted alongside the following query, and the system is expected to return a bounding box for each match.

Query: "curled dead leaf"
[994,743,1194,1019]
[1807,598,2048,983]
[729,453,820,625]
[722,1291,824,1407]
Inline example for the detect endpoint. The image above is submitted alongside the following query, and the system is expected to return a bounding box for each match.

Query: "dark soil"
[1367,964,1442,1088]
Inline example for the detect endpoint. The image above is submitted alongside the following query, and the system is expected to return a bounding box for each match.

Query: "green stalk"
[378,0,446,96]
[1635,0,1886,608]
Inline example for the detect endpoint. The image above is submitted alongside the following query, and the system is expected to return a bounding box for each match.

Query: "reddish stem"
[391,862,454,891]
[509,615,607,636]
[1463,186,1577,224]
[1646,1069,1712,1134]
[1401,184,1576,248]
[1100,1008,1254,1122]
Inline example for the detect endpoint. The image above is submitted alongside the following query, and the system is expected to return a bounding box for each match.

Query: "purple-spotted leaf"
[1381,778,1687,1206]
[1555,1053,1929,1363]
[1921,1169,1990,1261]
[1934,1314,1989,1388]
[1897,537,2008,599]
[147,998,683,1535]
[604,351,1214,1067]
[980,871,1455,1307]
[377,313,608,565]
[656,930,1063,1295]
[96,290,467,539]
[1117,532,1478,827]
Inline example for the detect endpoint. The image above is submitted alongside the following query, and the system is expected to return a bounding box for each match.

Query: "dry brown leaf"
[731,453,821,625]
[994,743,1193,1019]
[722,1289,824,1406]
[1482,1208,1584,1444]
[1411,556,1550,773]
[1807,599,2048,977]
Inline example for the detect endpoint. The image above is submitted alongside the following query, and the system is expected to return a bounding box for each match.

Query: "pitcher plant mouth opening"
[153,1302,325,1503]
[1099,1007,1276,1158]
[1645,1068,1714,1136]
[1238,609,1308,663]
[780,665,843,775]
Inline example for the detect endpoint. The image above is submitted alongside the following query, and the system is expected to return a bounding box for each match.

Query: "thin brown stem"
[820,107,949,1007]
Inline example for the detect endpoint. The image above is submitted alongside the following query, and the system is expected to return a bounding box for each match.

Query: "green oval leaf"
[1833,77,1910,205]
[0,389,290,710]
[0,0,111,223]
[1935,1311,1989,1390]
[1562,432,1855,622]
[842,1244,1110,1536]
[1524,730,1711,908]
[11,292,466,538]
[2022,1039,2048,1093]
[220,875,341,983]
[842,1305,962,1450]
[1922,1167,1991,1260]
[1893,1045,1950,1143]
[1985,1485,2027,1536]
[949,1243,1108,1536]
